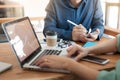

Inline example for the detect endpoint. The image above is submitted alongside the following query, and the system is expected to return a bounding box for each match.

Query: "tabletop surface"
[0,34,120,80]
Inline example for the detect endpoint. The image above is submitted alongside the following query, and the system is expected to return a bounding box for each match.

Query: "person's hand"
[35,55,74,69]
[67,44,89,61]
[72,24,87,41]
[85,28,100,42]
[76,28,100,42]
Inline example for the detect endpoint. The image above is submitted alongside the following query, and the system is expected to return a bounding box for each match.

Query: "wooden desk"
[0,43,77,80]
[0,37,120,80]
[76,37,120,70]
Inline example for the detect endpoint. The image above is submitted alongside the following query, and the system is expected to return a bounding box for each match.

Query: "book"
[83,41,97,48]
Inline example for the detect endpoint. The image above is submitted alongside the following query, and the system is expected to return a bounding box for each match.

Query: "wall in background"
[20,0,49,17]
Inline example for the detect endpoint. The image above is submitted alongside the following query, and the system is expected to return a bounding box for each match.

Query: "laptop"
[2,17,70,73]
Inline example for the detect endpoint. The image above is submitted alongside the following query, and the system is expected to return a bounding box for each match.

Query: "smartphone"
[81,55,110,64]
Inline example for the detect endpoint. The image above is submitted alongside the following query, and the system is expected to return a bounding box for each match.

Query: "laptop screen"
[3,17,40,62]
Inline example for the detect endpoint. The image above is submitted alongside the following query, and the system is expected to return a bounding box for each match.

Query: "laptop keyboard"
[31,49,62,65]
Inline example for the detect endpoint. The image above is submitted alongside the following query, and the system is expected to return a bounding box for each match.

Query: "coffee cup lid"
[46,31,57,36]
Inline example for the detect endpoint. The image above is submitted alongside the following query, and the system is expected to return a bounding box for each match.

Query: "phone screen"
[82,55,109,64]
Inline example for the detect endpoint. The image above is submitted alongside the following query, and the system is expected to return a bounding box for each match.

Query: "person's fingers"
[91,28,100,35]
[35,58,44,66]
[35,55,51,66]
[72,28,81,35]
[68,45,86,59]
[86,32,98,41]
[80,24,87,33]
[85,28,100,41]
[79,38,87,42]
[86,38,94,42]
[74,24,82,29]
[73,25,87,33]
[72,33,78,41]
[79,34,88,42]
[76,24,84,29]
[73,27,85,33]
[74,52,88,61]
[74,53,85,61]
[67,47,78,57]
[67,45,80,57]
[74,54,83,61]
[84,35,95,41]
[38,61,51,68]
[67,45,73,52]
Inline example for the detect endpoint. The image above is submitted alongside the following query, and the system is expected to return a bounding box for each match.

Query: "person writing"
[35,34,120,80]
[43,0,104,42]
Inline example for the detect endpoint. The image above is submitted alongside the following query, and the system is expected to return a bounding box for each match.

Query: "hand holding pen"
[67,20,88,41]
[67,20,78,26]
[67,20,99,42]
[67,20,97,36]
[86,29,100,40]
[67,20,87,33]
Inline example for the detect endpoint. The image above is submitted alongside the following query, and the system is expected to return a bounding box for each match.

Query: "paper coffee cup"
[46,31,57,46]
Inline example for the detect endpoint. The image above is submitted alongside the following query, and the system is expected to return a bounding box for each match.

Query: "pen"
[67,20,87,33]
[67,20,78,26]
[86,28,91,37]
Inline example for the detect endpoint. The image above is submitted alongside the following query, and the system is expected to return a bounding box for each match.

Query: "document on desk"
[0,61,12,73]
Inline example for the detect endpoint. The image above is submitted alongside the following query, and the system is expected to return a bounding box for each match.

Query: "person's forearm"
[86,38,117,55]
[65,60,99,80]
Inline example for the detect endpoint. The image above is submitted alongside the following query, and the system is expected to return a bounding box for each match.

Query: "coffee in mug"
[46,31,57,46]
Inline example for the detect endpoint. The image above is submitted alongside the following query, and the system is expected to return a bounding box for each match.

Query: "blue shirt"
[43,0,104,40]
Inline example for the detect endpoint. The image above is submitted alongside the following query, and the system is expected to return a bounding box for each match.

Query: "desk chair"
[0,24,8,43]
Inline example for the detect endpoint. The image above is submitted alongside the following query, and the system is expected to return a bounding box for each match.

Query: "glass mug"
[45,31,57,47]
